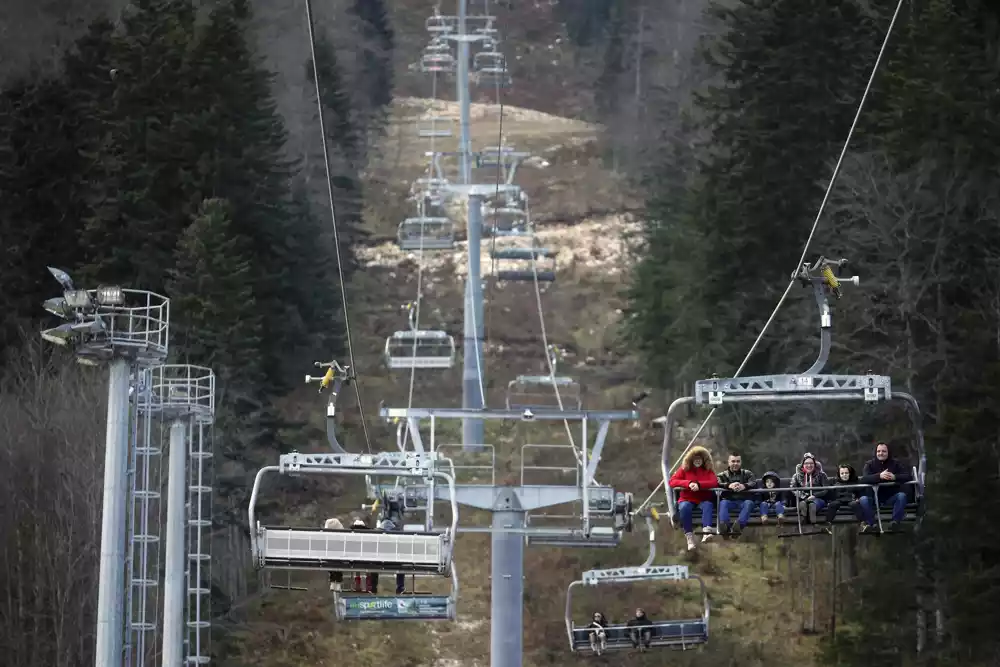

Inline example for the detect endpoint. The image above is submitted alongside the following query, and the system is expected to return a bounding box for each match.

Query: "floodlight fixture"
[41,322,78,346]
[43,297,71,319]
[63,289,92,309]
[96,285,124,306]
[47,266,74,290]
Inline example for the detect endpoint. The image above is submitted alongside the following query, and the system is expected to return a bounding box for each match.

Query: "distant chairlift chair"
[398,215,454,251]
[491,238,556,282]
[420,41,456,74]
[384,302,456,370]
[485,204,530,237]
[506,345,582,410]
[474,50,510,87]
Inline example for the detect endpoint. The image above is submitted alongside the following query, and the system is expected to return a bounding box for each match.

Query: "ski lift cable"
[304,0,372,452]
[400,70,441,454]
[633,0,906,515]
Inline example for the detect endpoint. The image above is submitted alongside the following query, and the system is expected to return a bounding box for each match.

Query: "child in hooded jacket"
[824,464,865,526]
[757,471,788,524]
[669,445,719,551]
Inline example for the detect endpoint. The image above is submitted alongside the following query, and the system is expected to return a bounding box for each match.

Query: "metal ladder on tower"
[125,374,162,667]
[185,420,213,665]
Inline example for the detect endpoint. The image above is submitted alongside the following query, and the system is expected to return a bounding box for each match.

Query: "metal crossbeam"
[380,407,638,421]
[581,565,690,585]
[279,451,439,474]
[695,373,891,405]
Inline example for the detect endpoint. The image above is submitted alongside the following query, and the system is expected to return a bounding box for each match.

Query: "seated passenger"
[824,464,864,530]
[587,611,608,655]
[717,451,757,538]
[791,453,828,524]
[858,442,912,533]
[757,471,787,524]
[669,446,719,551]
[351,518,379,594]
[378,517,407,595]
[626,608,653,651]
[324,518,344,591]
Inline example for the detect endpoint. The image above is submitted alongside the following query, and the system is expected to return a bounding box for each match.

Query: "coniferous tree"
[78,0,199,290]
[351,0,394,145]
[308,32,366,259]
[626,0,885,383]
[166,197,272,519]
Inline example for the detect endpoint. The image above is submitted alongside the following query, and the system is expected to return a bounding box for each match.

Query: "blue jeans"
[719,498,755,527]
[678,500,714,533]
[759,500,785,517]
[858,491,908,524]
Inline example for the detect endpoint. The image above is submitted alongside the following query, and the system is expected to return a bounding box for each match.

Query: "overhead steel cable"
[635,0,906,514]
[304,0,372,453]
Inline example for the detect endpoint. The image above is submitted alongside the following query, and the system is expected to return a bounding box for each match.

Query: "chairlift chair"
[473,51,506,72]
[485,205,529,236]
[420,52,456,74]
[524,489,632,548]
[425,13,453,35]
[397,216,454,251]
[566,565,709,653]
[658,257,927,537]
[248,451,460,622]
[384,302,456,370]
[491,242,556,282]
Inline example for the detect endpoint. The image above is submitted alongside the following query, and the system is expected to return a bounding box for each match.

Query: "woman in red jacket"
[669,445,719,551]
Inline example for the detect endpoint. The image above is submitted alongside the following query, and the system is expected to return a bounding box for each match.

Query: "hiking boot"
[685,532,696,551]
[888,520,901,532]
[776,514,785,525]
[701,531,713,543]
[859,523,871,534]
[760,514,768,524]
[730,521,743,537]
[808,502,818,524]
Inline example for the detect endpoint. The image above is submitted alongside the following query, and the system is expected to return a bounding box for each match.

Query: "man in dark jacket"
[717,452,757,537]
[858,442,912,532]
[626,607,654,651]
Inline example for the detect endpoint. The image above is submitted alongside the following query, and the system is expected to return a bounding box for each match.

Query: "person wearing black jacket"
[626,607,654,651]
[858,442,912,532]
[586,611,608,655]
[824,464,865,529]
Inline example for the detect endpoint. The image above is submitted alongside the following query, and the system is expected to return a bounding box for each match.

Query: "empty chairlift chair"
[418,116,453,139]
[420,41,456,74]
[425,12,453,35]
[474,50,510,87]
[398,216,454,251]
[384,302,456,370]
[491,238,556,282]
[507,345,581,410]
[566,565,710,653]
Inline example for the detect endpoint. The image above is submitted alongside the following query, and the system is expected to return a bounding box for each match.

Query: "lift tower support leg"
[490,490,525,664]
[95,358,132,667]
[462,193,486,451]
[161,420,187,667]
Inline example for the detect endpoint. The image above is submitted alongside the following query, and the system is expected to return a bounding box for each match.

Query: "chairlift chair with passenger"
[384,302,456,370]
[248,450,460,621]
[658,257,927,536]
[565,518,709,652]
[420,41,456,74]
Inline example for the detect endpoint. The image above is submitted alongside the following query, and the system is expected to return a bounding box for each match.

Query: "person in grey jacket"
[791,453,829,524]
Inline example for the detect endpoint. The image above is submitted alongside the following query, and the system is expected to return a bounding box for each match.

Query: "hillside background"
[2,1,999,667]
